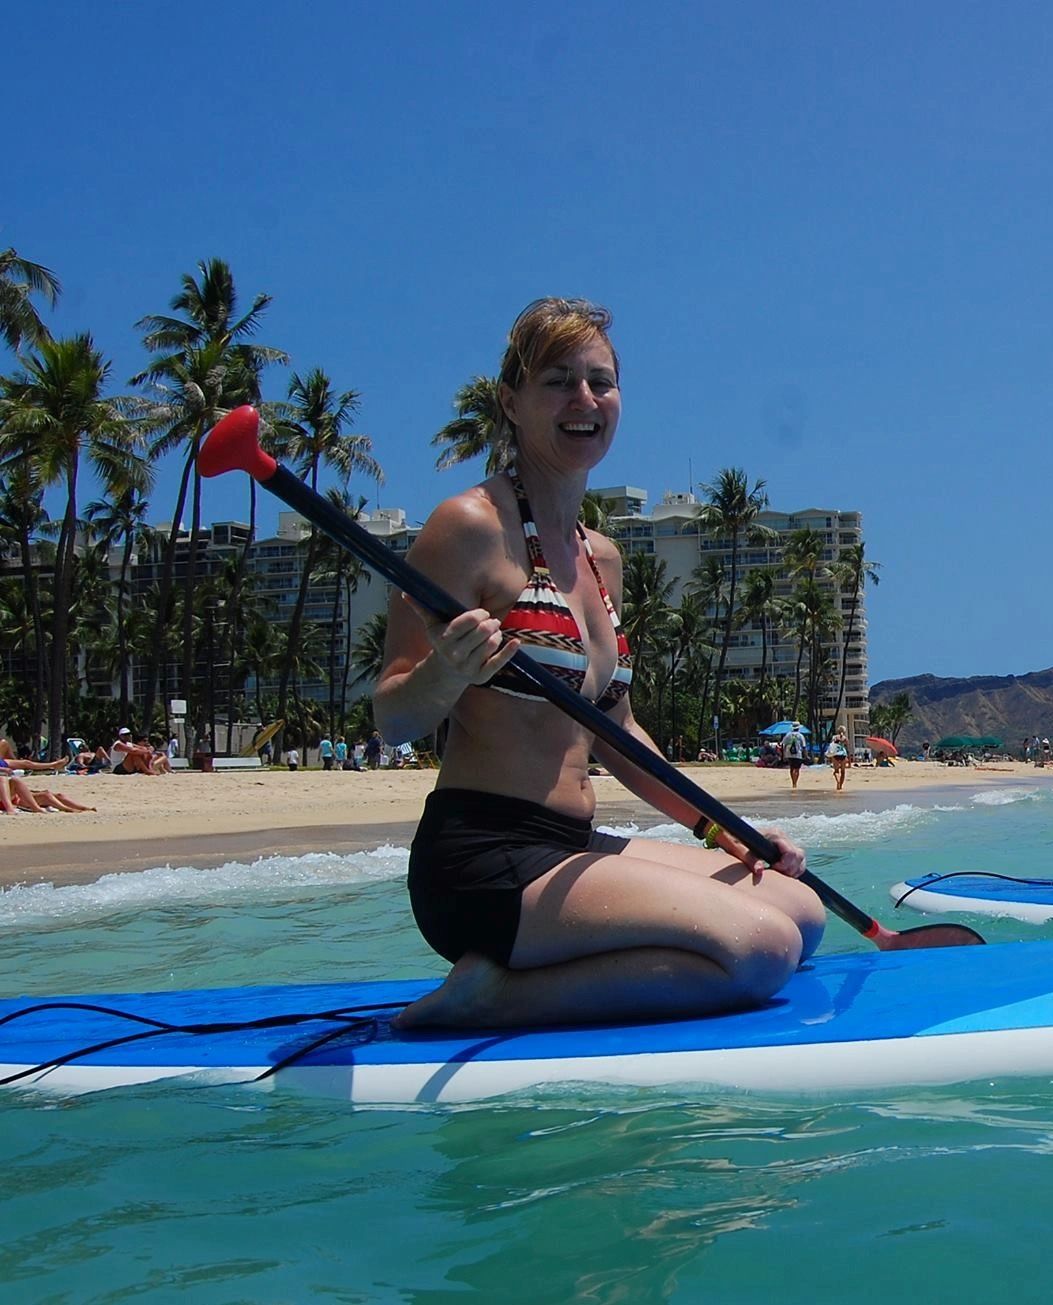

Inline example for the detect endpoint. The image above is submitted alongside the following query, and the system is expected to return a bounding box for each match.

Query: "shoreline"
[1,761,1046,890]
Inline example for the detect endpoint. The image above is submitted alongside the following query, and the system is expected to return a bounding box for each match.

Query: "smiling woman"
[371,297,826,1032]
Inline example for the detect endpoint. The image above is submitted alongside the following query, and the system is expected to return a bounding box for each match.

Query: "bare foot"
[394,953,510,1029]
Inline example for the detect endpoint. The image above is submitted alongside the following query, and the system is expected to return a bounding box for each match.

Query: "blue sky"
[7,1,1053,685]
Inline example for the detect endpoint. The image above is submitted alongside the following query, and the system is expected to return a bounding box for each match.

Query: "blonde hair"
[496,298,619,452]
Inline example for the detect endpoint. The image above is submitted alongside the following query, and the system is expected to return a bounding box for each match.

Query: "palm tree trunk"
[275,528,320,757]
[326,555,344,737]
[47,466,79,758]
[181,456,204,753]
[141,450,196,732]
[340,577,355,729]
[117,534,133,720]
[830,588,860,742]
[16,518,46,746]
[711,532,740,748]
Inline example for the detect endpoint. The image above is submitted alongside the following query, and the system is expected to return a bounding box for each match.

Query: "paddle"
[198,406,984,950]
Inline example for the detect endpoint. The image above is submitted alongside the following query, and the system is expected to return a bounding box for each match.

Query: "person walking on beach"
[286,746,300,772]
[825,729,849,792]
[319,734,335,771]
[335,736,349,770]
[374,297,823,1030]
[364,730,383,770]
[781,722,808,790]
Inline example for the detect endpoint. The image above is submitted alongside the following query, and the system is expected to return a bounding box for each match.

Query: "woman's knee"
[728,913,804,1003]
[792,885,826,959]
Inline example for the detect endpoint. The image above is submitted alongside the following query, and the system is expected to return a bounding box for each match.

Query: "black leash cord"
[0,998,408,1088]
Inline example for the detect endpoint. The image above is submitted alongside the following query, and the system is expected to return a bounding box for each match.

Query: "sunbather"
[0,772,95,814]
[0,739,69,772]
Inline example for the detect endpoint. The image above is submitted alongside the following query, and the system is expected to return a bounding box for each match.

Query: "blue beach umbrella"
[758,720,811,737]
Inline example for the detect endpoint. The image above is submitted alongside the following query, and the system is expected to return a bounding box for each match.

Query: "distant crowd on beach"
[0,726,183,816]
[277,731,429,773]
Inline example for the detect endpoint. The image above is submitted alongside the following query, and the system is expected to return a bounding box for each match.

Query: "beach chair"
[392,742,422,768]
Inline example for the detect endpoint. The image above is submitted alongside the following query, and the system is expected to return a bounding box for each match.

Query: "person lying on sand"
[0,772,96,814]
[0,739,69,772]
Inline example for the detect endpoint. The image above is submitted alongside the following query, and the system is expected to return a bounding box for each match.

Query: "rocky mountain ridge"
[870,669,1053,752]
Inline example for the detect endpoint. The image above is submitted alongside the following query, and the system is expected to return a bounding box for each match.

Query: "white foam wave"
[970,788,1044,807]
[0,846,410,927]
[602,803,931,849]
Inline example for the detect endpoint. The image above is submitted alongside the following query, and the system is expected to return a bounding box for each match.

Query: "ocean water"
[4,787,1053,1303]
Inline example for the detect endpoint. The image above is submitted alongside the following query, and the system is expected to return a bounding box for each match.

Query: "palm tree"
[85,480,154,722]
[695,469,778,749]
[67,545,117,700]
[0,249,61,352]
[620,551,677,701]
[828,543,880,741]
[269,368,383,754]
[0,577,35,679]
[132,257,287,737]
[672,592,719,755]
[781,526,830,718]
[869,691,912,744]
[0,335,148,754]
[313,488,370,735]
[581,490,618,535]
[348,611,389,692]
[685,555,728,747]
[788,578,841,736]
[0,459,49,739]
[239,613,283,723]
[737,566,783,701]
[431,376,510,473]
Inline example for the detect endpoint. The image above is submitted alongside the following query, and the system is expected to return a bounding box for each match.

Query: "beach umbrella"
[865,735,898,757]
[759,720,810,737]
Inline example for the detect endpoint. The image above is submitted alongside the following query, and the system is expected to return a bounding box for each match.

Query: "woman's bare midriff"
[435,686,601,820]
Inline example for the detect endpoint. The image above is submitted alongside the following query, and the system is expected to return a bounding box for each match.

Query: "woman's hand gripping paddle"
[199,406,985,951]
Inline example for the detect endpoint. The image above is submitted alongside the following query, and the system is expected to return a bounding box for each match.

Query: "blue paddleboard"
[892,874,1053,924]
[5,941,1053,1102]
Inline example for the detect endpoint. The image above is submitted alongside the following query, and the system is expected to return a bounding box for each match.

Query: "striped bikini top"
[487,469,633,711]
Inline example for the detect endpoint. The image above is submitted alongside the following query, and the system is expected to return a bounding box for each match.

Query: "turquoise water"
[4,786,1053,1302]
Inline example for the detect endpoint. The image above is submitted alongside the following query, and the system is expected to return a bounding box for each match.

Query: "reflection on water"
[3,792,1053,1300]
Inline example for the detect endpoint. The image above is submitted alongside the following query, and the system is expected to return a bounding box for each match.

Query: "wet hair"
[495,298,619,454]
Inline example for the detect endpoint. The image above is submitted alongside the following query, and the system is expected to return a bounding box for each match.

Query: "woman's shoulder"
[417,476,515,549]
[582,526,623,569]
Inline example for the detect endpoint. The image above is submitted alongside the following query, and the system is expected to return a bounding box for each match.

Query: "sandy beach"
[1,759,1046,890]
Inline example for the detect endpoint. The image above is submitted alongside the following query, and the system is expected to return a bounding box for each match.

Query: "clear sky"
[8,1,1053,684]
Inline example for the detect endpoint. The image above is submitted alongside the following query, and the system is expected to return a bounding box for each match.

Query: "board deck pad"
[5,941,1053,1102]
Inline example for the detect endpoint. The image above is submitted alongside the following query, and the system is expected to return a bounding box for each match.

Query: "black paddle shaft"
[262,463,876,937]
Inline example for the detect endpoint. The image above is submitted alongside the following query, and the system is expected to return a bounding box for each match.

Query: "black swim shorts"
[407,787,630,966]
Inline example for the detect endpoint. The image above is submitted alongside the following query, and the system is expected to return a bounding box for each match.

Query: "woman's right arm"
[372,496,520,744]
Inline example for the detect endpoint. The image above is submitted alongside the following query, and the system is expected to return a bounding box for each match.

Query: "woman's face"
[500,340,620,472]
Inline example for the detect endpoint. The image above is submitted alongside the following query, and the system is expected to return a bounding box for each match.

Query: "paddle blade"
[198,406,276,481]
[872,922,986,950]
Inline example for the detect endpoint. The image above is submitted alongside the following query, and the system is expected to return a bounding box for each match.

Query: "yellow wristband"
[703,822,722,849]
